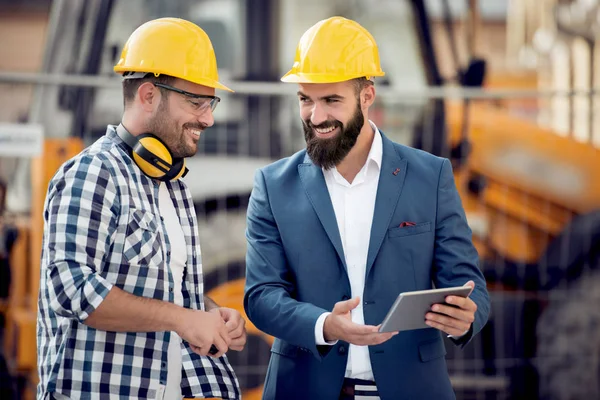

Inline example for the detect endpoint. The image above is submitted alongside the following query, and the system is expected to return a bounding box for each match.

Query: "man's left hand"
[425,281,477,337]
[210,308,247,351]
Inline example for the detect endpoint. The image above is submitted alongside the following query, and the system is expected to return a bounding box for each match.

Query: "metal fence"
[1,74,600,400]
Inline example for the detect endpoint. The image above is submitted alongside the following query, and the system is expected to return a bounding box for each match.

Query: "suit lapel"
[298,155,346,270]
[366,135,407,278]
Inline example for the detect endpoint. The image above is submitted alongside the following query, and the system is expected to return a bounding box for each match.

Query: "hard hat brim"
[114,67,234,92]
[211,80,235,93]
[280,71,385,84]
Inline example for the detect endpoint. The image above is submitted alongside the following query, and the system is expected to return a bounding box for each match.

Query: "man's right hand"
[323,297,397,345]
[176,309,231,358]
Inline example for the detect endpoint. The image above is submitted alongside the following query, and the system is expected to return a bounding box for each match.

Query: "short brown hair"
[122,73,176,107]
[352,77,374,96]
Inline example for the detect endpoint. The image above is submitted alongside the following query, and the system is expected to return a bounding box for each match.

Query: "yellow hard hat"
[281,16,385,84]
[114,18,233,92]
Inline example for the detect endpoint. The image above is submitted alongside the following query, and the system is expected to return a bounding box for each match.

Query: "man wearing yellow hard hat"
[244,16,490,399]
[37,18,245,400]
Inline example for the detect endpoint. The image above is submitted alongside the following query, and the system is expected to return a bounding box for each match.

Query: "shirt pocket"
[387,221,432,238]
[123,209,163,266]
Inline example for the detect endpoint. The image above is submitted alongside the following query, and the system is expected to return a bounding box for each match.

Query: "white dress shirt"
[159,183,188,400]
[314,121,382,381]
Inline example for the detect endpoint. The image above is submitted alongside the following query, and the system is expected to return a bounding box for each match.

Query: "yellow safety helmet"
[281,16,385,84]
[114,17,233,92]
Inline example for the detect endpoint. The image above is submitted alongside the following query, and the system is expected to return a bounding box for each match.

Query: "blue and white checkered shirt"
[37,126,241,400]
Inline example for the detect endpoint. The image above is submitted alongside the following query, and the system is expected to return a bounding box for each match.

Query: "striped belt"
[340,378,380,400]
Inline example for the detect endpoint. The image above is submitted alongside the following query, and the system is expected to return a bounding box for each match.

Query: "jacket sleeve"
[433,159,490,345]
[244,169,330,360]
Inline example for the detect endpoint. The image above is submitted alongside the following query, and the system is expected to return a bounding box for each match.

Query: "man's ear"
[137,81,161,112]
[361,84,375,110]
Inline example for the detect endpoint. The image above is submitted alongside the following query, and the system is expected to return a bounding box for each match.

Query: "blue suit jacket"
[244,133,490,400]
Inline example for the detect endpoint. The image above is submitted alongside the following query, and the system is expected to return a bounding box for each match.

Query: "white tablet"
[378,285,473,333]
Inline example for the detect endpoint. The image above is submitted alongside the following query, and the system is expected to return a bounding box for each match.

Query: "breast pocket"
[388,221,431,238]
[123,209,163,266]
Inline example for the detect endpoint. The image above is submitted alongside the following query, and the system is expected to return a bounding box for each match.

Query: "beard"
[302,102,364,169]
[146,99,206,159]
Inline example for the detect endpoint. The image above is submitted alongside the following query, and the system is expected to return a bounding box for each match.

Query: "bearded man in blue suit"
[244,16,490,400]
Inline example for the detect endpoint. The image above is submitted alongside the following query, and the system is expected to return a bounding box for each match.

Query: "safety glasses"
[153,83,221,113]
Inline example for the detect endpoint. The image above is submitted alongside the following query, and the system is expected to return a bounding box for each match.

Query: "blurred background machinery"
[1,0,599,399]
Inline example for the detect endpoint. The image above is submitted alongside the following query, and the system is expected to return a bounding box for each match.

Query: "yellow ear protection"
[116,124,188,181]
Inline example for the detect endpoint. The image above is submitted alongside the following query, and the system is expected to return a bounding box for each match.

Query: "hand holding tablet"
[379,281,476,335]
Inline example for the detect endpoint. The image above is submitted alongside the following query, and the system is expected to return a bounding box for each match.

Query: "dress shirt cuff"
[315,312,338,346]
[448,328,470,339]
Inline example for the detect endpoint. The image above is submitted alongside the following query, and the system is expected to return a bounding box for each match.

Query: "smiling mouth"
[188,128,202,138]
[313,125,338,138]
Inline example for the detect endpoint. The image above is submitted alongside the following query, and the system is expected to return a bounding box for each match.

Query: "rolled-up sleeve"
[44,155,118,322]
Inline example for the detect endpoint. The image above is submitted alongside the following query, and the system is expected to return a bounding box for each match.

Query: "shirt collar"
[366,120,383,172]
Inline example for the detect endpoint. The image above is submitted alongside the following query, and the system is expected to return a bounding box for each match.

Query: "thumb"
[464,280,475,295]
[333,297,360,314]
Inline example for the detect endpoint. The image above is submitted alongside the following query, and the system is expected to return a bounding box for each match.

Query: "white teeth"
[190,129,201,137]
[315,126,335,134]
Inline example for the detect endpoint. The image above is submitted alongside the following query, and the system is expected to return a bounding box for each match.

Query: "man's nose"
[310,103,328,126]
[200,109,214,128]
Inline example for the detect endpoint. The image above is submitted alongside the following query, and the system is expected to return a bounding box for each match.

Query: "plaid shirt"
[37,126,241,400]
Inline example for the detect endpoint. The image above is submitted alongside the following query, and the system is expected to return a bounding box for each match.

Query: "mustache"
[183,122,208,131]
[304,119,342,132]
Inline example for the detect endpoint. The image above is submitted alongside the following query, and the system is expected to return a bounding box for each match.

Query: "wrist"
[164,303,189,333]
[204,295,219,311]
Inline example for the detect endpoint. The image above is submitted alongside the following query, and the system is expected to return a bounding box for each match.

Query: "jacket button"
[342,295,350,301]
[338,346,347,355]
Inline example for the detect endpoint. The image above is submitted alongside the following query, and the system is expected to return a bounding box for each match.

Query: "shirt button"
[338,346,347,355]
[169,287,173,293]
[161,362,166,368]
